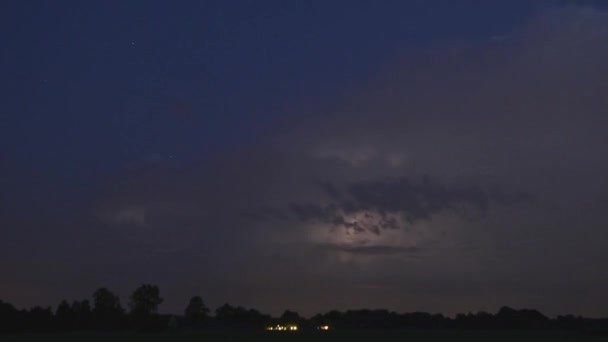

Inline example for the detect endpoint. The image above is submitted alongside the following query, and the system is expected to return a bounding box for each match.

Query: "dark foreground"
[3,330,608,342]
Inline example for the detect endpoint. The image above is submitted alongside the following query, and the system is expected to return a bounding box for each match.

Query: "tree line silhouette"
[1,284,607,334]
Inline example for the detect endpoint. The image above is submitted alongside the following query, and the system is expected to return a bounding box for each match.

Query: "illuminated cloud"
[88,5,608,315]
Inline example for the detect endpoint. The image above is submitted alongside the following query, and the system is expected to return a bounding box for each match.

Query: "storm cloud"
[3,4,608,317]
[287,177,529,235]
[83,6,608,317]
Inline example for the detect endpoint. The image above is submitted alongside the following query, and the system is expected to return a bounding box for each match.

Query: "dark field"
[3,331,608,342]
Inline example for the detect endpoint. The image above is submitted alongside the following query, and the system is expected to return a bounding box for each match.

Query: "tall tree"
[184,296,210,321]
[280,309,302,325]
[0,300,20,332]
[71,300,92,330]
[129,284,163,315]
[55,300,74,330]
[215,303,237,322]
[26,306,54,331]
[92,288,124,329]
[93,288,123,315]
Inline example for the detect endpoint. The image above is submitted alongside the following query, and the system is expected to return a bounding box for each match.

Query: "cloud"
[97,6,608,258]
[286,177,528,236]
[102,206,147,226]
[317,243,425,257]
[86,5,608,315]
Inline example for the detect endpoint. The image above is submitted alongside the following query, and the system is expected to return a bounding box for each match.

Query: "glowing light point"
[266,324,298,332]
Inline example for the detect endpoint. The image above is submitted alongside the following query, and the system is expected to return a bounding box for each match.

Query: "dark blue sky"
[1,0,531,166]
[1,0,532,211]
[0,0,530,231]
[2,1,608,317]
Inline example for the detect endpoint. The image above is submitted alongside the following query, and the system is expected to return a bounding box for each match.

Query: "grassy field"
[3,330,608,342]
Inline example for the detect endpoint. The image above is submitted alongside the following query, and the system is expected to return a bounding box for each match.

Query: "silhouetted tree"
[215,303,237,322]
[25,306,54,331]
[280,309,303,326]
[55,300,74,330]
[0,299,21,332]
[324,310,342,325]
[93,288,123,314]
[243,308,272,328]
[495,306,549,330]
[92,288,124,329]
[71,299,92,330]
[215,303,270,329]
[129,284,163,315]
[455,311,496,329]
[6,291,608,333]
[128,284,163,331]
[185,296,210,323]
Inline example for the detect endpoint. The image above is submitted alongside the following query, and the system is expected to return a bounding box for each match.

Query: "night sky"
[2,0,608,317]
